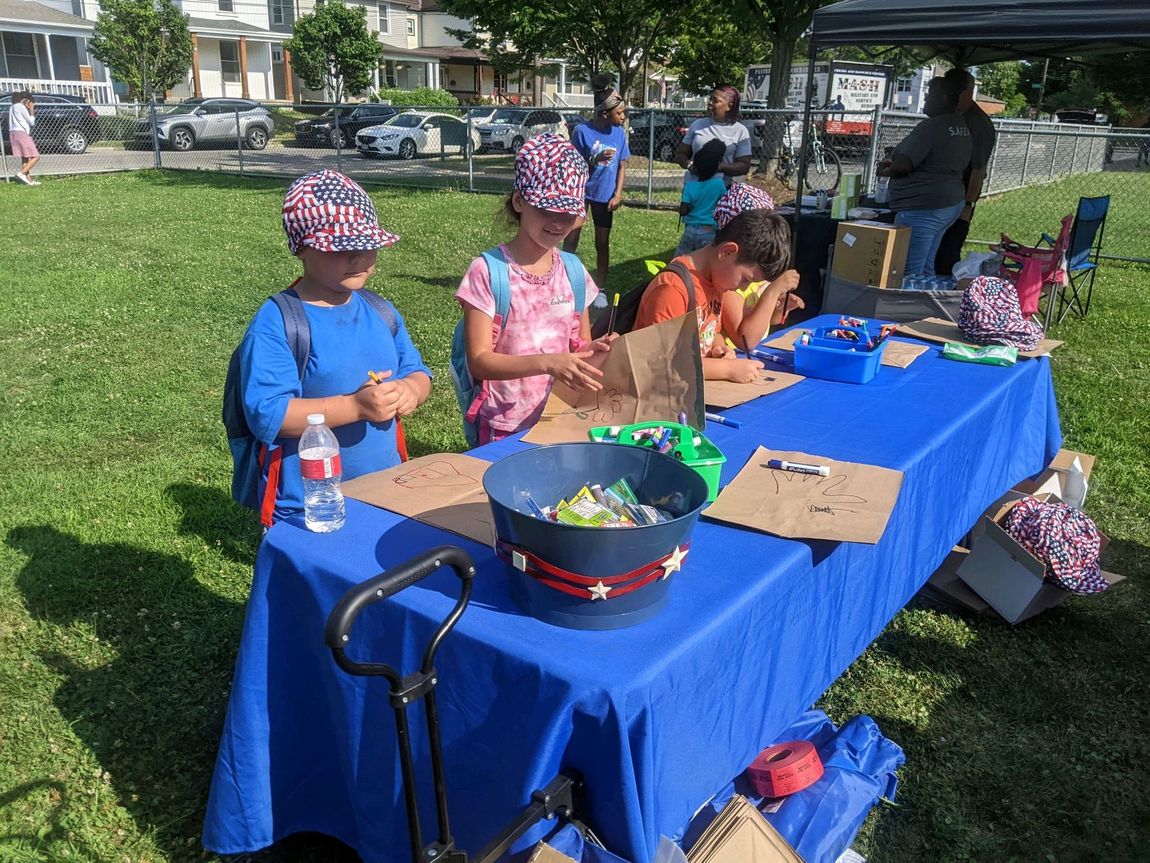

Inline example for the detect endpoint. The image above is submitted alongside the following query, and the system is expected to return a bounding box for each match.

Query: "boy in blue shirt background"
[564,74,630,291]
[674,138,727,256]
[238,169,432,524]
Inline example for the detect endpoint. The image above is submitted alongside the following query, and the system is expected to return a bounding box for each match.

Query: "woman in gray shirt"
[878,77,972,276]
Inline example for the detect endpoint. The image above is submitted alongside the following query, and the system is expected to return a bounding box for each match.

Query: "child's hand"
[708,340,735,360]
[771,269,800,295]
[353,371,407,422]
[774,292,806,325]
[588,333,619,353]
[608,193,623,212]
[546,351,605,391]
[725,359,765,384]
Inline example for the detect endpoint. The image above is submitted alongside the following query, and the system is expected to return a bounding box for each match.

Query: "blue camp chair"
[1044,195,1110,324]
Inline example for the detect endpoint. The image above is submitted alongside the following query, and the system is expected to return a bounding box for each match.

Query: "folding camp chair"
[994,214,1072,331]
[1050,195,1110,323]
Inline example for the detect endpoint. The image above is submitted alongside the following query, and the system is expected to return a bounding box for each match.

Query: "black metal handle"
[324,546,476,678]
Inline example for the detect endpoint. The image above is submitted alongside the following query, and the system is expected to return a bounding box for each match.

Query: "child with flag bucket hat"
[454,133,617,444]
[228,169,432,524]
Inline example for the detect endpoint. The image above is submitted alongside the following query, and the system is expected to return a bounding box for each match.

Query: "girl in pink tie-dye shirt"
[456,134,617,443]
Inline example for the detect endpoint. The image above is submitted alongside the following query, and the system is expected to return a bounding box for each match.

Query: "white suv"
[476,108,568,153]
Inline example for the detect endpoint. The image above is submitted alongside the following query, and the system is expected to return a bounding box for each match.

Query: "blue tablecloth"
[203,316,1061,863]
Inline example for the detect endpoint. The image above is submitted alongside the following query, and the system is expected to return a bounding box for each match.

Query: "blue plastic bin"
[794,327,886,385]
[483,443,709,630]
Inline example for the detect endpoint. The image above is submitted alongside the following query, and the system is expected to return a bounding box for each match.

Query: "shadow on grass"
[0,780,97,859]
[827,544,1150,860]
[4,523,364,863]
[165,483,261,568]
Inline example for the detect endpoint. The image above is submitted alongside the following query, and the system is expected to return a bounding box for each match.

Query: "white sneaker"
[15,172,33,185]
[29,179,41,186]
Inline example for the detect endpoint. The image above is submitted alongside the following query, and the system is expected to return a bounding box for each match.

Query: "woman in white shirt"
[8,92,40,186]
[675,86,753,188]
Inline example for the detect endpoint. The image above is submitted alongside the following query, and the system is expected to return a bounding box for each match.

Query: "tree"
[89,0,192,102]
[975,61,1028,117]
[1085,53,1150,117]
[438,0,699,101]
[670,3,771,95]
[737,0,833,110]
[285,0,379,103]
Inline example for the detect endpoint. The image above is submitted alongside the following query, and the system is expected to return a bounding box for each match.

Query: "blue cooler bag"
[483,443,709,630]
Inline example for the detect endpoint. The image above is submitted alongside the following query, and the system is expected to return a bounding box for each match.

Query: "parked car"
[294,103,399,148]
[628,110,688,163]
[130,98,273,151]
[0,92,101,154]
[464,106,498,127]
[475,108,568,153]
[356,111,479,160]
[559,110,586,138]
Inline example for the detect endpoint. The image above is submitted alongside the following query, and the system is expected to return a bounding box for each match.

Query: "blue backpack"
[223,287,398,523]
[449,247,586,447]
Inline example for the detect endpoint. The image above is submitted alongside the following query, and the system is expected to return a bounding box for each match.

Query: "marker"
[678,411,687,426]
[767,458,830,477]
[606,292,620,334]
[523,495,548,518]
[750,349,787,365]
[655,427,674,452]
[368,370,384,384]
[705,412,743,429]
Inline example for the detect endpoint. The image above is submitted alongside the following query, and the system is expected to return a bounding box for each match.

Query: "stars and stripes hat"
[282,169,399,255]
[514,133,588,217]
[957,275,1045,351]
[1004,496,1108,594]
[714,182,776,230]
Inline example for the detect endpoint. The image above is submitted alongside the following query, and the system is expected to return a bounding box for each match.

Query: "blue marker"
[750,349,787,365]
[705,412,744,429]
[523,495,547,519]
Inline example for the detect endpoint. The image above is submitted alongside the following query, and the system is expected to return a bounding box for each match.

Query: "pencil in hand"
[606,292,620,334]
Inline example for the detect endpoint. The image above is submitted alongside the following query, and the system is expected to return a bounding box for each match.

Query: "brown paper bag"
[523,312,704,445]
[704,447,904,544]
[342,453,495,546]
[762,328,929,369]
[705,370,804,410]
[895,317,1063,358]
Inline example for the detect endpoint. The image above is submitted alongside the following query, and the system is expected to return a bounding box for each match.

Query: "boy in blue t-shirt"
[238,169,432,524]
[674,138,727,256]
[563,76,630,291]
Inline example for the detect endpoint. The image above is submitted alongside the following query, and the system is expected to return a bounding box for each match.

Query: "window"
[271,45,284,63]
[895,77,912,93]
[377,3,391,34]
[219,41,241,84]
[218,0,234,11]
[406,17,415,36]
[269,0,292,27]
[1,32,41,79]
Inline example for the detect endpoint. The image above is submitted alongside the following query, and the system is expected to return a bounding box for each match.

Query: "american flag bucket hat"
[283,169,399,255]
[714,182,775,230]
[514,133,588,217]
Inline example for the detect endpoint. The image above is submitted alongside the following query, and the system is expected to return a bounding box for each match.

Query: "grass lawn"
[0,171,1146,863]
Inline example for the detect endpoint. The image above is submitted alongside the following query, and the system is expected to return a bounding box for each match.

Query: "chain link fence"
[4,100,1148,261]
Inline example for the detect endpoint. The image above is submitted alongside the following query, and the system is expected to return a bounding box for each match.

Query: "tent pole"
[791,40,818,273]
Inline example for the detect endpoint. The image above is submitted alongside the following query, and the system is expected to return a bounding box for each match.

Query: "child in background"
[674,139,727,256]
[457,133,616,443]
[238,169,432,524]
[712,183,805,351]
[564,74,630,291]
[633,209,792,382]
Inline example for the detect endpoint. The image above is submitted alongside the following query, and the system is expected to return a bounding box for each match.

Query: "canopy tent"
[789,0,1150,276]
[809,0,1150,61]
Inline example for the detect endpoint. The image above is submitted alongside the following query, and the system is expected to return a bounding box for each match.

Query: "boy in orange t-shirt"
[633,209,793,382]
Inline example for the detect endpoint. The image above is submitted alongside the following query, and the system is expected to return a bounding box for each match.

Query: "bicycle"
[773,117,842,192]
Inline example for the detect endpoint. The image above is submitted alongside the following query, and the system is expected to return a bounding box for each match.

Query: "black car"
[0,92,102,154]
[628,111,688,163]
[294,103,399,148]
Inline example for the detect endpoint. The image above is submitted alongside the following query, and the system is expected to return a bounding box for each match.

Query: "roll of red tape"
[746,740,824,797]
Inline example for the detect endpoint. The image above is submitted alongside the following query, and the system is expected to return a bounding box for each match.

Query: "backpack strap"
[663,260,699,312]
[270,290,310,380]
[558,250,587,313]
[358,289,400,337]
[481,247,513,341]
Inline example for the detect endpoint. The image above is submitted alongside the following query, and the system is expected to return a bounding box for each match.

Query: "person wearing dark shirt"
[878,76,972,276]
[934,68,998,276]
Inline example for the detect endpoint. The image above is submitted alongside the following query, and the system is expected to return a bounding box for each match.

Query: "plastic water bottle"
[299,413,345,532]
[874,176,890,205]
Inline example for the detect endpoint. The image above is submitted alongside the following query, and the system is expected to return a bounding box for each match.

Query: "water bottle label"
[301,453,341,479]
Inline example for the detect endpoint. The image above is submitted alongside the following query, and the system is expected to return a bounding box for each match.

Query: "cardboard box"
[831,221,910,289]
[831,174,861,219]
[917,547,991,615]
[528,842,579,863]
[1014,448,1094,503]
[957,492,1124,624]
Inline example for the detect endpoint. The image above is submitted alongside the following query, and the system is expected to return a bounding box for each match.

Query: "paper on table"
[705,370,805,410]
[523,312,705,444]
[762,328,929,369]
[704,447,904,544]
[895,317,1064,358]
[342,453,495,546]
[686,795,803,863]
